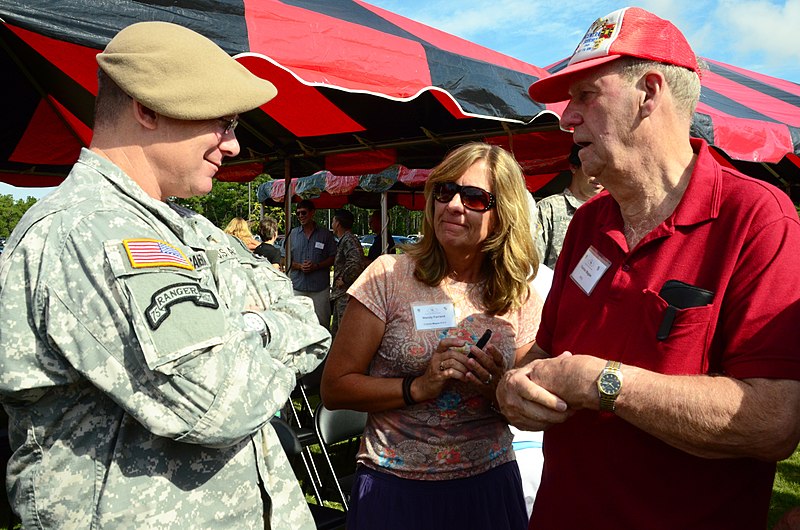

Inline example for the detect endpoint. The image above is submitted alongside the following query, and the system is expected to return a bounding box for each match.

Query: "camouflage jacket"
[0,149,330,529]
[534,188,586,269]
[330,231,364,301]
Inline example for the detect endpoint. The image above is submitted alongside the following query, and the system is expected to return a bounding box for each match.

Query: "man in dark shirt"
[253,216,282,269]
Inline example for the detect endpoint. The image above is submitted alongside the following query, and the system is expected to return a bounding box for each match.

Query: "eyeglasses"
[296,210,310,217]
[217,116,239,136]
[432,182,495,212]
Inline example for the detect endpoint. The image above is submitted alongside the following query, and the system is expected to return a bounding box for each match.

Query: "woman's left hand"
[465,343,505,401]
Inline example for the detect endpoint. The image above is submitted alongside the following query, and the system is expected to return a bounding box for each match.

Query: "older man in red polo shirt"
[497,7,800,529]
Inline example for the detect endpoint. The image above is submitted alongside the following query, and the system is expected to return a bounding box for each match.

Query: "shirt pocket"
[105,241,226,374]
[633,288,715,374]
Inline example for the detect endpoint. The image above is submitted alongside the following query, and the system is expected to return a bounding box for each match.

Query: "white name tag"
[412,303,456,330]
[570,245,611,295]
[315,242,325,250]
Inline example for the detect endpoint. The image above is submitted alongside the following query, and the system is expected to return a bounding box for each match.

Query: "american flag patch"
[123,239,194,270]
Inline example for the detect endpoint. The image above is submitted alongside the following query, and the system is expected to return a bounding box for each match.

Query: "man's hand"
[497,363,571,431]
[526,353,608,411]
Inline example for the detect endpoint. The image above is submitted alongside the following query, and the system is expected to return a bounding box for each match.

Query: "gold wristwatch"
[597,360,623,412]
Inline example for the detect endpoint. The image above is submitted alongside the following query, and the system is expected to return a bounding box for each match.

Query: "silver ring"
[439,362,445,372]
[484,373,493,385]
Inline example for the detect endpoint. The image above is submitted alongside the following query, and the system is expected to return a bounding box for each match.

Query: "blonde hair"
[224,217,258,248]
[404,142,538,315]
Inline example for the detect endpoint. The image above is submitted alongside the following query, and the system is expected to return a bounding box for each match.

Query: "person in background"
[224,216,260,251]
[254,215,282,269]
[498,7,800,529]
[330,209,364,337]
[534,144,604,269]
[365,209,396,264]
[287,199,336,329]
[322,142,543,530]
[0,21,330,529]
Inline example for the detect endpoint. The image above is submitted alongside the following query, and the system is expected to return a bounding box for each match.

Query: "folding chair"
[313,404,368,511]
[284,360,328,501]
[269,416,346,530]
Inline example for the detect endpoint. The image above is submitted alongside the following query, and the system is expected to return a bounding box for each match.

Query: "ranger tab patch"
[146,282,219,329]
[123,239,194,270]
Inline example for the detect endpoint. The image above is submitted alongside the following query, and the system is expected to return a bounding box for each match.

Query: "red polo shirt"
[531,139,800,530]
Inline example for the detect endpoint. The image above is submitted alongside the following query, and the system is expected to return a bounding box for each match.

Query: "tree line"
[0,195,38,239]
[2,177,425,241]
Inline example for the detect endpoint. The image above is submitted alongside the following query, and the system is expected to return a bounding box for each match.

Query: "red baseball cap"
[529,7,699,103]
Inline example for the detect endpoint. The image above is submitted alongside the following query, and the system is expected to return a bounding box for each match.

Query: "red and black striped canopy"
[0,0,566,189]
[3,1,798,198]
[545,56,800,193]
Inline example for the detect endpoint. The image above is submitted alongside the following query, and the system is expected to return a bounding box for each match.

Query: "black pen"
[468,329,492,358]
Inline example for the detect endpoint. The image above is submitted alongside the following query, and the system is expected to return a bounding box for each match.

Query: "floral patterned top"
[348,254,543,480]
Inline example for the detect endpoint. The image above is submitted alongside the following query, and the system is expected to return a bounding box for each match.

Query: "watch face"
[599,373,621,395]
[243,312,266,333]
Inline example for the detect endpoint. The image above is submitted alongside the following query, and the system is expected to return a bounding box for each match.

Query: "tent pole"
[284,158,292,269]
[380,192,388,254]
[759,162,790,193]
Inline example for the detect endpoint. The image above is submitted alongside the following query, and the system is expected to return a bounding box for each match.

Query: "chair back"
[314,405,367,446]
[270,416,303,457]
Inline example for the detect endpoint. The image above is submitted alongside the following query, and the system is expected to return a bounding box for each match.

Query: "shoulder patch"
[123,239,194,270]
[146,282,219,329]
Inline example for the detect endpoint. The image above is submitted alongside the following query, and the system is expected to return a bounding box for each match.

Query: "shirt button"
[621,264,631,272]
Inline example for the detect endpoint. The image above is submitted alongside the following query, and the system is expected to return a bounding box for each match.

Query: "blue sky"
[3,0,798,200]
[368,0,800,82]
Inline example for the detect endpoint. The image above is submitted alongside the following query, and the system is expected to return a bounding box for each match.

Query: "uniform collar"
[563,187,586,209]
[76,148,191,237]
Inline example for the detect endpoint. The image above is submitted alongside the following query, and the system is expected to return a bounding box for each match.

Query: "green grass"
[769,444,800,528]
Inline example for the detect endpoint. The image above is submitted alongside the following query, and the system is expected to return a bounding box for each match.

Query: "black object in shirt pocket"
[657,280,714,341]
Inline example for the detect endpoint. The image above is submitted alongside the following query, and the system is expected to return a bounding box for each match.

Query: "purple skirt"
[347,462,528,530]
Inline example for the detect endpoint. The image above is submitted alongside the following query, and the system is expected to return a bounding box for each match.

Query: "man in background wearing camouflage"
[330,209,365,336]
[0,22,330,529]
[534,144,604,268]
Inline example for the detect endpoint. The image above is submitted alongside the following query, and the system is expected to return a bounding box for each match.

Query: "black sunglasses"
[216,116,239,136]
[432,182,495,212]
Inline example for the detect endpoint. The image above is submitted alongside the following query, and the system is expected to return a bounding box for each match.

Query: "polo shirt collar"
[596,139,722,252]
[670,138,722,228]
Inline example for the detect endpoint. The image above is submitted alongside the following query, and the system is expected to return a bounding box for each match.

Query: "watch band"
[599,392,617,412]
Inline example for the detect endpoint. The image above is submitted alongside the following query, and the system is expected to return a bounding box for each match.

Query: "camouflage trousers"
[330,295,350,338]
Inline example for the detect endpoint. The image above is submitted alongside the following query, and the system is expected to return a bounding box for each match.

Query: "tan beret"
[97,21,277,120]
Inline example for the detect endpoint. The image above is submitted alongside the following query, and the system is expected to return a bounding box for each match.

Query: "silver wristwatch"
[242,311,271,347]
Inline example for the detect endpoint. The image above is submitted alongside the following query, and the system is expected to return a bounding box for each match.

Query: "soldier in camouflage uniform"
[330,209,365,336]
[534,144,604,268]
[0,22,330,529]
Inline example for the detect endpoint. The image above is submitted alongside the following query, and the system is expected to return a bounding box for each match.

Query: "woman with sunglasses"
[321,142,543,530]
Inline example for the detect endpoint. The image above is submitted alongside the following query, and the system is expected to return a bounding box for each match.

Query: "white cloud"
[367,0,800,81]
[711,0,800,68]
